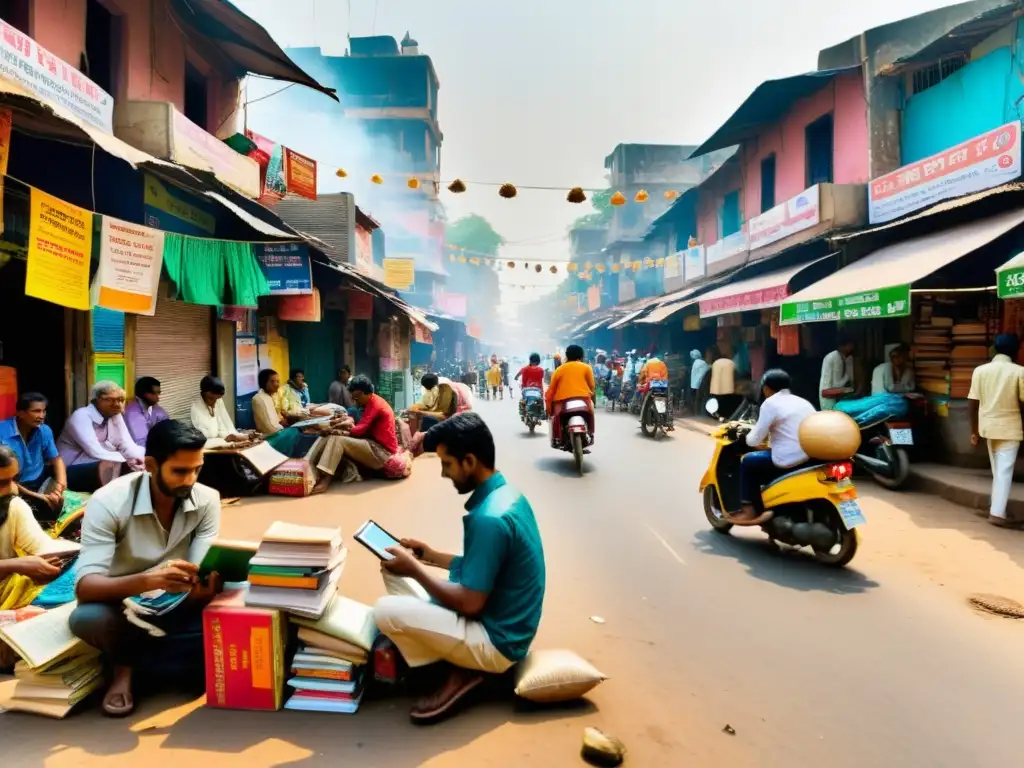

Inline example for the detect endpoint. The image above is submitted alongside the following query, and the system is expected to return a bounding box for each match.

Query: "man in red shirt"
[310,375,399,492]
[516,353,546,421]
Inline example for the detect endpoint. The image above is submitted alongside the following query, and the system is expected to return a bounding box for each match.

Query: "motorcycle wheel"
[572,433,584,476]
[640,401,655,437]
[528,421,536,434]
[869,446,910,490]
[703,486,732,534]
[813,527,859,567]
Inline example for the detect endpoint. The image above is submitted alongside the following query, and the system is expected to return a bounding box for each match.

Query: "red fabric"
[350,394,399,454]
[550,399,595,443]
[518,365,545,390]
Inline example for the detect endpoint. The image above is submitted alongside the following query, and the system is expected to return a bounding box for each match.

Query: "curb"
[908,469,1024,526]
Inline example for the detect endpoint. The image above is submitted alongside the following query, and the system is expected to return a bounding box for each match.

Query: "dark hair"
[837,333,855,348]
[566,344,585,362]
[135,376,161,396]
[339,365,351,376]
[995,333,1020,358]
[200,375,226,395]
[348,374,374,396]
[0,445,15,527]
[421,373,439,389]
[423,412,496,469]
[529,353,541,365]
[258,369,278,390]
[289,368,304,381]
[760,368,792,393]
[16,392,48,411]
[145,419,207,464]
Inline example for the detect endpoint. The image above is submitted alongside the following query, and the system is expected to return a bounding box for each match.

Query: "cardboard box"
[203,589,287,711]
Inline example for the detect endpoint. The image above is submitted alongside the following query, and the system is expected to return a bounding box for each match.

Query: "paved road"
[6,400,1024,767]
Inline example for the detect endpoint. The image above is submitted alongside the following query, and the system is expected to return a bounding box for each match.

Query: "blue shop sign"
[256,243,313,295]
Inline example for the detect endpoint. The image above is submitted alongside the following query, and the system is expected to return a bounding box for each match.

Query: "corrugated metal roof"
[274,193,356,265]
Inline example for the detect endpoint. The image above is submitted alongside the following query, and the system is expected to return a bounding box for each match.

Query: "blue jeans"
[740,450,811,514]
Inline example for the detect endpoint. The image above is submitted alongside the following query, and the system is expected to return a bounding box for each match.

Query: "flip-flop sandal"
[726,510,775,527]
[409,675,484,724]
[102,691,135,718]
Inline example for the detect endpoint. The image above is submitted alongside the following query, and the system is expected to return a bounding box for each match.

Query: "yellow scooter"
[698,398,864,567]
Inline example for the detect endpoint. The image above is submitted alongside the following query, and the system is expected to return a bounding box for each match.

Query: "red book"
[203,589,287,711]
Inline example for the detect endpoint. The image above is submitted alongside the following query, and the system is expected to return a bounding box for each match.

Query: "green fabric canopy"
[162,234,271,307]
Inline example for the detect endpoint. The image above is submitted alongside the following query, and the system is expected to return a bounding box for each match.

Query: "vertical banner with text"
[93,217,164,315]
[25,189,92,310]
[285,148,318,200]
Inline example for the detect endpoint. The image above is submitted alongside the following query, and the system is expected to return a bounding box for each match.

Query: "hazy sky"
[235,0,945,304]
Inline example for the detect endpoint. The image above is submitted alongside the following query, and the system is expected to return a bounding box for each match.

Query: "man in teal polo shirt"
[375,412,546,724]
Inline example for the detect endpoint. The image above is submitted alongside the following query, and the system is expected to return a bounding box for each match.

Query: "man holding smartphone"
[374,412,546,723]
[70,420,222,717]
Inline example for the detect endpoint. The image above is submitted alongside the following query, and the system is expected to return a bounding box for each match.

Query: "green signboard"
[998,266,1024,299]
[780,284,912,325]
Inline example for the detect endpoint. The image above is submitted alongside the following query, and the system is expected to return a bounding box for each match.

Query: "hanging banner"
[25,189,92,310]
[235,336,259,395]
[383,257,415,291]
[0,108,10,237]
[346,289,374,320]
[277,287,321,322]
[780,284,911,325]
[414,324,433,344]
[285,148,318,200]
[246,130,287,205]
[143,174,216,235]
[94,217,164,315]
[354,223,374,276]
[869,122,1022,225]
[254,243,312,295]
[748,185,821,251]
[0,21,114,133]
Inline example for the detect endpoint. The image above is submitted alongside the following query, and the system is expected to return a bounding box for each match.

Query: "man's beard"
[155,471,194,500]
[452,478,477,495]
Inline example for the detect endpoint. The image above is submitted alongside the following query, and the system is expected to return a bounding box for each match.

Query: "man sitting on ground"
[328,366,356,413]
[57,381,145,492]
[123,377,170,449]
[309,375,398,493]
[374,412,545,723]
[407,373,458,434]
[0,392,67,520]
[70,420,221,717]
[729,369,816,526]
[189,376,251,444]
[544,344,596,447]
[287,369,311,409]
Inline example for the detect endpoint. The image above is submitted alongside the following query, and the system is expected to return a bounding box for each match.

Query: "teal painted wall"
[901,25,1024,163]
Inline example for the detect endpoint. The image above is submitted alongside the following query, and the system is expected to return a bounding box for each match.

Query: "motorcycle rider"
[545,345,595,448]
[728,368,816,526]
[516,353,546,420]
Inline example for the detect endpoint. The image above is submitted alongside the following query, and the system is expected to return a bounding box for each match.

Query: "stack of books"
[285,644,365,713]
[0,602,102,718]
[245,522,346,619]
[287,595,379,714]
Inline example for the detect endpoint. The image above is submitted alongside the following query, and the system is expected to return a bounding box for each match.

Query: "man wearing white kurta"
[968,334,1024,527]
[819,336,857,410]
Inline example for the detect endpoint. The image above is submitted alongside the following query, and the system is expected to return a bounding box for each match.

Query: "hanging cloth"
[163,234,270,307]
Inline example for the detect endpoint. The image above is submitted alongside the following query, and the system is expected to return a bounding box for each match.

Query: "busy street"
[6,399,1024,767]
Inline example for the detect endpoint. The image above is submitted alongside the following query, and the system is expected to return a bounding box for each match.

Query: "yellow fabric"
[486,366,503,387]
[0,497,63,609]
[274,386,305,416]
[0,574,43,610]
[545,360,596,408]
[968,354,1024,440]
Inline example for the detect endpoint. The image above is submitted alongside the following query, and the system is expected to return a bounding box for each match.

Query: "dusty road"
[6,399,1024,767]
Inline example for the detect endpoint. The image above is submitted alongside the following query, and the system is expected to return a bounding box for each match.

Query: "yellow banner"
[383,257,415,291]
[144,174,216,234]
[25,189,92,310]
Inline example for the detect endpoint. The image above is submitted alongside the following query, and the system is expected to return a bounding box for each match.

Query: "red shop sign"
[699,284,789,317]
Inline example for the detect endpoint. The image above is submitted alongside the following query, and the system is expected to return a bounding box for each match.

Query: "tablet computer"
[353,519,402,561]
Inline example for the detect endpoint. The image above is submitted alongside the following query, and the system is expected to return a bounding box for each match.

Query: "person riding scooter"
[545,345,595,448]
[516,353,546,419]
[729,369,816,526]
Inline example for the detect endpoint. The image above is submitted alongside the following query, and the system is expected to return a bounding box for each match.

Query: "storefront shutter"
[135,294,213,420]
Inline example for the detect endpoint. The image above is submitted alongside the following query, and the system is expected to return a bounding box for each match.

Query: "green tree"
[571,189,613,229]
[445,214,505,255]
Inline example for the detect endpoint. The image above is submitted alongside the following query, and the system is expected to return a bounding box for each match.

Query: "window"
[720,190,741,238]
[805,113,834,187]
[83,0,122,96]
[912,55,968,95]
[760,154,776,212]
[0,0,30,34]
[184,62,209,130]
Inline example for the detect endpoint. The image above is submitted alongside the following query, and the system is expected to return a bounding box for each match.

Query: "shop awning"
[997,250,1024,299]
[316,260,437,331]
[781,209,1024,324]
[585,317,615,332]
[636,298,699,325]
[698,258,831,318]
[607,309,646,329]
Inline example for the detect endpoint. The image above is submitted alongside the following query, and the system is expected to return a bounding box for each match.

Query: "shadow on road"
[691,529,881,595]
[534,456,597,477]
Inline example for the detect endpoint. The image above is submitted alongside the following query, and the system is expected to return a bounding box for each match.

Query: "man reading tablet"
[373,412,546,723]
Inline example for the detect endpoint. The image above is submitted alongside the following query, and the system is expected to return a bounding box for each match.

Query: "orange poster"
[285,148,317,200]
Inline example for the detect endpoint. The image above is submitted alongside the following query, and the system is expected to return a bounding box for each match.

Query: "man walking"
[968,333,1024,527]
[373,412,546,723]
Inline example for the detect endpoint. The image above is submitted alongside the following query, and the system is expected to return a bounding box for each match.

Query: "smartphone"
[353,520,403,561]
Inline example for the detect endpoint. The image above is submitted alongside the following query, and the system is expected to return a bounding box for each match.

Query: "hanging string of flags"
[443,244,681,280]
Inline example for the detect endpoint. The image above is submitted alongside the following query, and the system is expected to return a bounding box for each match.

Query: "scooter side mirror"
[705,398,719,416]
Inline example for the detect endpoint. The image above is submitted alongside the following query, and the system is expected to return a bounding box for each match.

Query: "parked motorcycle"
[698,398,864,567]
[835,393,918,490]
[520,387,545,433]
[639,379,672,438]
[553,398,594,476]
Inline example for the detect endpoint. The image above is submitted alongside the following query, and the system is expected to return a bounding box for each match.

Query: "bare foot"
[410,666,484,724]
[310,476,332,495]
[102,666,134,717]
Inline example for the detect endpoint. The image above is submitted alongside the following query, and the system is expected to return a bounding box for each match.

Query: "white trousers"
[373,571,513,674]
[987,439,1020,519]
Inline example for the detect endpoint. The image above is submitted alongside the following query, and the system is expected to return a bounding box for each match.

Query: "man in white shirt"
[968,334,1024,527]
[189,376,248,444]
[729,369,816,526]
[71,419,221,717]
[819,334,857,410]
